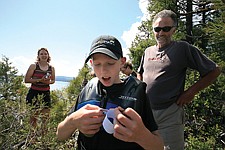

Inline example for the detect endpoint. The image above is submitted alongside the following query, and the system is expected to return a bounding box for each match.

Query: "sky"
[0,0,149,77]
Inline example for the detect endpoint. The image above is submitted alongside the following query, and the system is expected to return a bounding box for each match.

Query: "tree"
[0,55,77,149]
[66,63,93,107]
[0,55,26,101]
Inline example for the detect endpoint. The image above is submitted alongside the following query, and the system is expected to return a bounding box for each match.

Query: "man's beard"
[156,36,171,47]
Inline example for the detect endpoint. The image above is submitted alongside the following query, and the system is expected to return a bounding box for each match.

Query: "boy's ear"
[90,59,93,65]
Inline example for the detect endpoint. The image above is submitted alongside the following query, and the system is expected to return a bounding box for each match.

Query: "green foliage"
[0,55,27,101]
[0,99,30,149]
[129,38,152,70]
[0,56,78,149]
[186,135,217,150]
[1,1,225,148]
[66,64,92,105]
[4,63,94,149]
[0,84,77,149]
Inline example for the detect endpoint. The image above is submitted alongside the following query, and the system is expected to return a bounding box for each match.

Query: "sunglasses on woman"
[153,26,175,32]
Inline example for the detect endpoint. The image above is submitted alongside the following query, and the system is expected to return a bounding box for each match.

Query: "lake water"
[50,81,70,91]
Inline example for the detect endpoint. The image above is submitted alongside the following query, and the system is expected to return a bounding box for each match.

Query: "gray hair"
[153,10,177,27]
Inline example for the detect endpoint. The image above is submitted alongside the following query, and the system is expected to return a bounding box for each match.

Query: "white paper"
[102,109,115,134]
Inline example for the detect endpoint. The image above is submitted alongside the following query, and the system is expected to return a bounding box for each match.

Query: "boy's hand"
[113,107,147,143]
[74,104,105,136]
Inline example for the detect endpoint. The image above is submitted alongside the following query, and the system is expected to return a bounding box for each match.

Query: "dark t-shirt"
[70,76,157,150]
[131,71,137,77]
[138,41,218,109]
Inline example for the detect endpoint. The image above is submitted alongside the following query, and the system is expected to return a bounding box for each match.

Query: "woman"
[25,47,55,136]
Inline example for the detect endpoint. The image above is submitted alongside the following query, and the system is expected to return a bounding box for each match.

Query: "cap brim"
[85,48,119,63]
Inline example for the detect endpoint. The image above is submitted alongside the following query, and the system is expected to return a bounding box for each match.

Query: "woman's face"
[38,50,49,62]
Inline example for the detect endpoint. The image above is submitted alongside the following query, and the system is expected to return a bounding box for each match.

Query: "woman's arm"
[49,66,55,84]
[24,64,40,83]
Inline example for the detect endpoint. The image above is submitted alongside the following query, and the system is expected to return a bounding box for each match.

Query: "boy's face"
[121,65,130,76]
[90,53,126,87]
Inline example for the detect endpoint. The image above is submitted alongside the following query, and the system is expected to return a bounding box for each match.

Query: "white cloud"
[11,56,34,76]
[139,0,150,20]
[121,0,149,60]
[122,22,142,49]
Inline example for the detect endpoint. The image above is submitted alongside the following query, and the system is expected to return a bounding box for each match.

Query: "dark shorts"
[26,88,51,108]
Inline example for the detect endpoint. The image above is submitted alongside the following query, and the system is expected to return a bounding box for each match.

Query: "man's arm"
[177,66,221,106]
[137,73,143,81]
[137,53,145,81]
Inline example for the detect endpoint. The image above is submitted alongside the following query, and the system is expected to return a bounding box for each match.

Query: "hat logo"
[95,39,115,46]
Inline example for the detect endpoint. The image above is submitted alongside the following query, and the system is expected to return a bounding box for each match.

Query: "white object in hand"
[45,72,50,79]
[102,109,115,134]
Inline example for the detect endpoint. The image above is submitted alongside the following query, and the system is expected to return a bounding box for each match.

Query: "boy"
[121,61,137,77]
[56,35,163,150]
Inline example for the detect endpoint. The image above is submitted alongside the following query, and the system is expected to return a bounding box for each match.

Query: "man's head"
[121,62,133,76]
[153,10,177,27]
[86,35,126,87]
[152,10,177,48]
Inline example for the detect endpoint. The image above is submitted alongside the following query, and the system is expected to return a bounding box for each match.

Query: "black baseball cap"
[85,35,123,63]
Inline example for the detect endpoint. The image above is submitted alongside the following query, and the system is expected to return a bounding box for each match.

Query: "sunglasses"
[153,26,175,32]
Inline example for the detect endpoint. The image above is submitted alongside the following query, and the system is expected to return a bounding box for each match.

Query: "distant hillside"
[56,76,73,82]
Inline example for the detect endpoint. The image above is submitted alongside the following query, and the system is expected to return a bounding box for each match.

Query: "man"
[121,62,137,77]
[137,10,221,149]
